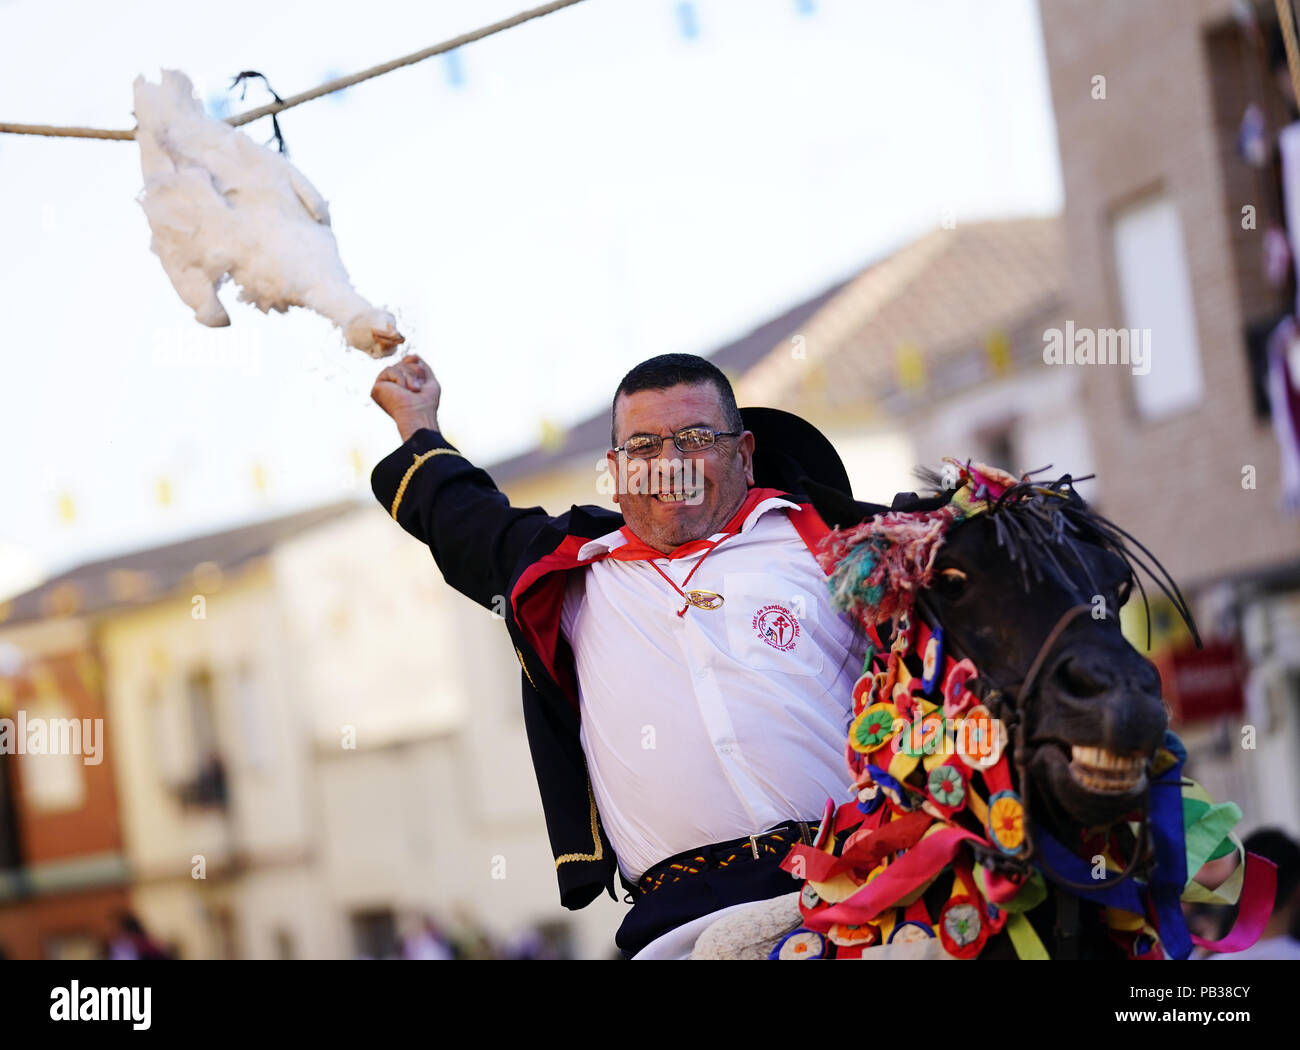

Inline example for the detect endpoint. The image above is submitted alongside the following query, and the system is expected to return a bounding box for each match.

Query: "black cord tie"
[229,71,288,154]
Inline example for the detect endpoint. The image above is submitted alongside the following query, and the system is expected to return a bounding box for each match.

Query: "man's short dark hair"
[610,353,744,446]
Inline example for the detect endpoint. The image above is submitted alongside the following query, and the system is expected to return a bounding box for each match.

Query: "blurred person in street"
[108,911,170,960]
[401,917,454,960]
[1208,827,1300,960]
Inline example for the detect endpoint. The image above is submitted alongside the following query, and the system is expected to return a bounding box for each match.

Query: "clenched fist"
[371,353,442,442]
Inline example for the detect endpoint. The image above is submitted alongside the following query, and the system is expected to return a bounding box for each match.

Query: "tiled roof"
[735,217,1068,416]
[487,218,1067,486]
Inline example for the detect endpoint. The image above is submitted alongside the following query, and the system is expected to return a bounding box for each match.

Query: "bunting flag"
[30,662,61,701]
[676,1,700,40]
[539,419,567,452]
[107,568,155,603]
[74,652,103,694]
[985,329,1012,376]
[800,361,829,400]
[443,50,466,88]
[894,342,926,392]
[43,583,83,618]
[191,561,224,593]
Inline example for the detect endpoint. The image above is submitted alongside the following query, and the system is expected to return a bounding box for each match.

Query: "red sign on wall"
[1157,640,1245,724]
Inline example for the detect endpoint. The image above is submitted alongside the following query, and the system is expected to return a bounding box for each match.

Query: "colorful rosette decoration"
[769,929,826,960]
[957,703,1006,770]
[887,920,934,944]
[942,658,977,719]
[848,702,900,754]
[920,626,944,691]
[938,896,986,959]
[987,790,1026,856]
[927,763,966,809]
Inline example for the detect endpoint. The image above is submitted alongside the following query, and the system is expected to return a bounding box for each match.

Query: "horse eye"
[933,567,968,599]
[1116,579,1133,606]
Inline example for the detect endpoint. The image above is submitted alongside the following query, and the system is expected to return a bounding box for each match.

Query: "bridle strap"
[1032,810,1150,895]
[912,597,1154,890]
[1010,601,1156,894]
[1016,602,1097,707]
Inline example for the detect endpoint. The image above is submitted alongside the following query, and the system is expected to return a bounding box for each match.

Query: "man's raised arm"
[369,353,551,612]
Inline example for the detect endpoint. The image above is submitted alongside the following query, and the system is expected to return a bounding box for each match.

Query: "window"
[1204,18,1296,421]
[0,755,21,869]
[149,679,191,791]
[186,669,219,768]
[20,698,86,813]
[177,669,227,808]
[1111,193,1206,419]
[233,662,270,770]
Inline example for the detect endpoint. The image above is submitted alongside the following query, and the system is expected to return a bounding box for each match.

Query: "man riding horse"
[371,352,1268,960]
[370,351,877,958]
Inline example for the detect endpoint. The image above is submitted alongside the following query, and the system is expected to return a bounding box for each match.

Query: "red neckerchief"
[603,486,792,563]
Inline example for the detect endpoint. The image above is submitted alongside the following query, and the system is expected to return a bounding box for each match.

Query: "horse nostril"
[1053,656,1110,699]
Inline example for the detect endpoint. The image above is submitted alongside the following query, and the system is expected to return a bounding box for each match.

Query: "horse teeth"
[1068,746,1146,793]
[1071,746,1143,772]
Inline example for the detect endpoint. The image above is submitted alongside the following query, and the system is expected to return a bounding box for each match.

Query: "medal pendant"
[685,589,724,610]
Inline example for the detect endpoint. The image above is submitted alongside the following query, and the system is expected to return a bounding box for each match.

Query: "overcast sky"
[0,0,1062,594]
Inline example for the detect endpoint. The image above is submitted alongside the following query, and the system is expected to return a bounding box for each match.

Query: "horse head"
[809,461,1196,839]
[779,460,1208,959]
[906,474,1183,837]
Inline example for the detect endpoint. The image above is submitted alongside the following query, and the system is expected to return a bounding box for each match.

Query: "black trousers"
[615,847,802,959]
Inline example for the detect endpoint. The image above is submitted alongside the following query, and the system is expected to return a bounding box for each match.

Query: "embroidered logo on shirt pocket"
[723,572,824,676]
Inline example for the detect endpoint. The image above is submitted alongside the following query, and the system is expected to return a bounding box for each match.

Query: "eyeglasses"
[612,425,742,459]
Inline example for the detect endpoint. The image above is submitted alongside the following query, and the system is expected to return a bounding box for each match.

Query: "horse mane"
[905,465,1201,649]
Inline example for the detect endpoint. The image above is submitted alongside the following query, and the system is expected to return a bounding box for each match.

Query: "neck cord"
[646,532,736,616]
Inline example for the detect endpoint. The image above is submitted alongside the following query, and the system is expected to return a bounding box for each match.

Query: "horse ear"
[800,476,887,529]
[890,490,951,514]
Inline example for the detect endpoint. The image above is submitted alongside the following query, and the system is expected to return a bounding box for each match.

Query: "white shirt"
[559,496,868,884]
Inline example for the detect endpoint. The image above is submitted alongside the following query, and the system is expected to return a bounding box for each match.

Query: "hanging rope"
[0,0,588,141]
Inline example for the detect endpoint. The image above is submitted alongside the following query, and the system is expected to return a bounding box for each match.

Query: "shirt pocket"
[722,571,824,676]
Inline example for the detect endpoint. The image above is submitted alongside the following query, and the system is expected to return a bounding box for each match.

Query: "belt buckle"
[748,833,763,860]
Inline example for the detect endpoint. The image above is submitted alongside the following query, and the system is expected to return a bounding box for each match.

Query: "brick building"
[0,624,131,959]
[1038,0,1300,834]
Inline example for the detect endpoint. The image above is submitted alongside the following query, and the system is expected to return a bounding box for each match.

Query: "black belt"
[634,819,820,898]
